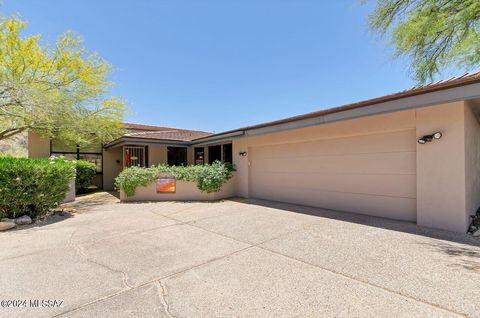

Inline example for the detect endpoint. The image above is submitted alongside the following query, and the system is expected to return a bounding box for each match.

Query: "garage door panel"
[251,130,416,159]
[250,172,416,198]
[249,186,417,221]
[251,152,416,175]
[248,129,417,221]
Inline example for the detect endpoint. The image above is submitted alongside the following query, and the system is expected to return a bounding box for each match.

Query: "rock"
[0,222,16,231]
[473,229,480,237]
[474,218,480,227]
[15,215,32,225]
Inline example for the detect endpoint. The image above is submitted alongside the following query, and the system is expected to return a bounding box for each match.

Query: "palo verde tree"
[0,15,125,146]
[366,0,480,83]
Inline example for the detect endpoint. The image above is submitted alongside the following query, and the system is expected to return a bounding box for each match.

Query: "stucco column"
[232,139,249,198]
[28,131,51,158]
[416,101,469,232]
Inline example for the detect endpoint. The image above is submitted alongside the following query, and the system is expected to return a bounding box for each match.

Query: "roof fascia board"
[245,82,480,137]
[191,131,245,145]
[105,138,189,149]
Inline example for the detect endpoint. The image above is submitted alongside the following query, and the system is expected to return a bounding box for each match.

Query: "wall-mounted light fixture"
[418,132,442,144]
[238,151,247,157]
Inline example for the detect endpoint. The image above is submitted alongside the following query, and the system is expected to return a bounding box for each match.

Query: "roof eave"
[104,136,191,149]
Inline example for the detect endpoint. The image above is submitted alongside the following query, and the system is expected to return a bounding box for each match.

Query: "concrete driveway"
[1,193,479,318]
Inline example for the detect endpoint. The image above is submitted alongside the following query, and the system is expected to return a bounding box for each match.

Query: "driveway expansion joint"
[6,198,478,318]
[152,210,469,317]
[255,244,469,318]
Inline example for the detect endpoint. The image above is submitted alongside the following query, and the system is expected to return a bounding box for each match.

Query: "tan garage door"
[248,129,417,221]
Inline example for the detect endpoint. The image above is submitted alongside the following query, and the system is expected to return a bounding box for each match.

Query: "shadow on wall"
[230,197,480,247]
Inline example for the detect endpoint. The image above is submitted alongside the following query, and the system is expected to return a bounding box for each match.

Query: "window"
[123,146,145,167]
[222,143,233,164]
[50,139,104,189]
[194,147,205,165]
[78,154,103,172]
[168,147,187,166]
[208,145,222,164]
[50,139,103,173]
[208,143,232,164]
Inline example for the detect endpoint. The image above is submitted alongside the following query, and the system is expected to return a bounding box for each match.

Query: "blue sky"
[3,1,421,132]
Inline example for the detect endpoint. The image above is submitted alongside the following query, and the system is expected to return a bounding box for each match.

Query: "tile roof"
[120,123,212,142]
[124,129,212,141]
[124,123,173,131]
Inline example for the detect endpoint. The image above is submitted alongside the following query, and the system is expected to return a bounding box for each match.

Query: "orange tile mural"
[156,177,176,193]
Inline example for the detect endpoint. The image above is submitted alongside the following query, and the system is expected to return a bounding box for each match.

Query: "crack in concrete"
[150,213,470,317]
[156,280,176,318]
[15,200,472,318]
[72,243,134,289]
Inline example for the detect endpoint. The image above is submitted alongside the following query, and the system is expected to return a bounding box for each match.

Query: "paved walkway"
[0,193,479,317]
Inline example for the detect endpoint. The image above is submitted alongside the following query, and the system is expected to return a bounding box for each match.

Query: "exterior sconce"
[418,132,442,144]
[238,151,247,157]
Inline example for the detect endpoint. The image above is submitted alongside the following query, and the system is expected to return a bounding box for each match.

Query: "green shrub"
[75,160,97,194]
[0,156,75,219]
[115,161,235,197]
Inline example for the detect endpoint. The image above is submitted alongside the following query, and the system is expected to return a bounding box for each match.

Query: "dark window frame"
[222,143,233,165]
[208,145,222,164]
[50,140,104,189]
[167,146,188,166]
[207,143,232,164]
[194,147,205,165]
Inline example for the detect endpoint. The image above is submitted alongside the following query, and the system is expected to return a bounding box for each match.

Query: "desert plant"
[75,160,97,194]
[0,156,75,219]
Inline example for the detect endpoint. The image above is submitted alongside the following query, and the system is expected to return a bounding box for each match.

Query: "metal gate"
[123,146,145,167]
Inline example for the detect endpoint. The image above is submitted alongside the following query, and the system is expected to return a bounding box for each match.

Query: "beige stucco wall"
[63,178,76,203]
[464,101,480,227]
[120,175,236,202]
[232,101,479,233]
[28,131,50,158]
[103,147,123,191]
[415,102,469,232]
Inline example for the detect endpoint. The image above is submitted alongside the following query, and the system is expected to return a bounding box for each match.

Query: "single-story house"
[28,72,480,233]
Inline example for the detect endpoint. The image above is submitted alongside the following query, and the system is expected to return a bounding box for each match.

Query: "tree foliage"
[367,0,480,83]
[0,15,125,145]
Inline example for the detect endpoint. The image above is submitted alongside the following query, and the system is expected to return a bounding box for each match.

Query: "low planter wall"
[120,176,236,202]
[63,178,76,203]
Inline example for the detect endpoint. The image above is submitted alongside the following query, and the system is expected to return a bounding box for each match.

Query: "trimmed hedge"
[75,160,96,194]
[115,161,235,197]
[0,156,75,219]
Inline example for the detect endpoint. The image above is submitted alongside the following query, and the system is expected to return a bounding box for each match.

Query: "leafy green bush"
[0,156,75,219]
[115,161,235,197]
[75,160,97,194]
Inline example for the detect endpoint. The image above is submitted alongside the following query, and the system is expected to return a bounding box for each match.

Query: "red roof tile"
[122,123,212,141]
